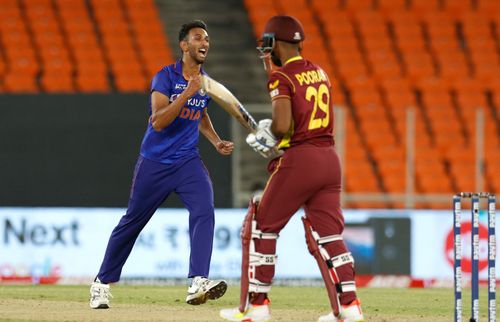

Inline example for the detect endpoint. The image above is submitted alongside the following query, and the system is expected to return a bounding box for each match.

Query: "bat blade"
[201,75,258,133]
[201,75,282,158]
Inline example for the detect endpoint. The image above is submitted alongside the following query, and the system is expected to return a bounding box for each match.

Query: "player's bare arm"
[271,97,292,139]
[150,76,202,131]
[199,109,234,155]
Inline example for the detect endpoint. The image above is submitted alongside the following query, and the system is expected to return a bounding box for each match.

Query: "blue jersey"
[140,60,211,164]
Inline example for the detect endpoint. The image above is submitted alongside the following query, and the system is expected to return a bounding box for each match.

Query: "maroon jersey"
[267,56,334,149]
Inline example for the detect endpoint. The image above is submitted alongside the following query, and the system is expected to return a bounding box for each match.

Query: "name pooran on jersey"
[294,69,328,86]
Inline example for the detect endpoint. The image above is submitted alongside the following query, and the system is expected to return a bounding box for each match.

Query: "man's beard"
[271,51,282,67]
[189,48,205,64]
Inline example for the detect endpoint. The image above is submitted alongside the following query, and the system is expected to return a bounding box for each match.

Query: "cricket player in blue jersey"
[89,20,233,309]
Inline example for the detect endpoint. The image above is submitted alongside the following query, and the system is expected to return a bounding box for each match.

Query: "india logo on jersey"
[179,107,201,120]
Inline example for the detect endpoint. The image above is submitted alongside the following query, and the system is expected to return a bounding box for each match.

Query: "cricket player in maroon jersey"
[220,15,364,322]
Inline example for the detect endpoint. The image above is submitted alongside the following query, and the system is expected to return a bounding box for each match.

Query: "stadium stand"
[243,0,500,208]
[0,0,172,92]
[1,0,498,208]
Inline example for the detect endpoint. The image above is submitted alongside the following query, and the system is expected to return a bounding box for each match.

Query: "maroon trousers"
[253,144,356,305]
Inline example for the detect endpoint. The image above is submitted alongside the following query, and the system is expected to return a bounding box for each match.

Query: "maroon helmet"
[257,15,305,54]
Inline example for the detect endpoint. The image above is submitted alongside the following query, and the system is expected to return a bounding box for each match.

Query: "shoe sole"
[207,280,227,300]
[186,294,207,305]
[90,303,109,309]
[186,281,227,305]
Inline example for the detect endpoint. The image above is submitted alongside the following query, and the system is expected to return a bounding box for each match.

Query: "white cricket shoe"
[186,276,227,305]
[89,280,113,309]
[220,300,271,322]
[318,299,364,322]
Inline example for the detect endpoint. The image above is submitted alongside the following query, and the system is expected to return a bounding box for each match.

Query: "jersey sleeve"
[151,68,172,97]
[267,71,294,101]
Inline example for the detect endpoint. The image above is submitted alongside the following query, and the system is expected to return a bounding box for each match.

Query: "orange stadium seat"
[275,0,309,11]
[0,16,24,33]
[114,74,148,92]
[404,54,436,81]
[384,88,416,110]
[437,54,470,81]
[6,53,38,76]
[416,152,453,195]
[3,74,38,92]
[442,0,472,13]
[244,0,278,37]
[449,158,477,192]
[362,121,398,152]
[2,32,32,51]
[452,78,488,112]
[384,100,418,138]
[350,88,383,107]
[40,74,74,93]
[344,160,381,192]
[363,33,392,50]
[476,0,500,13]
[74,47,106,65]
[473,68,500,86]
[377,0,408,11]
[76,72,110,93]
[410,0,441,12]
[343,0,375,11]
[0,1,18,16]
[336,61,369,82]
[375,146,406,193]
[461,11,491,35]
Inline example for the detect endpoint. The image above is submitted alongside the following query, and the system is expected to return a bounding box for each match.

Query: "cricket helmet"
[257,15,305,54]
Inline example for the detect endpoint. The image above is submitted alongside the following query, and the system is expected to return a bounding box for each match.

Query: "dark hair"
[178,20,207,42]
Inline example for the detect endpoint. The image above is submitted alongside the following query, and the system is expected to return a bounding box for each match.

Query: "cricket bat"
[200,75,281,157]
[201,75,258,133]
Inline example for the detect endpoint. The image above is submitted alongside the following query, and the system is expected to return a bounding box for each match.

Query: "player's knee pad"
[302,216,356,317]
[239,196,278,312]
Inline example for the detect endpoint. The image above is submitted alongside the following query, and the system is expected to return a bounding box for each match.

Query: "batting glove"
[246,119,278,158]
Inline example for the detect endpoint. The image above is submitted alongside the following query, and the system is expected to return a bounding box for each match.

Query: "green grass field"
[0,285,494,321]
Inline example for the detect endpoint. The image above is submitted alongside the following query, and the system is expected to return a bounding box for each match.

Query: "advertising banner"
[1,207,497,283]
[0,208,377,282]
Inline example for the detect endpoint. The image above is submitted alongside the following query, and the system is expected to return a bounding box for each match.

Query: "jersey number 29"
[306,83,330,130]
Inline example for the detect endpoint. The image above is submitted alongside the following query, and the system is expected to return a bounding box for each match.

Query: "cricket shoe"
[186,276,227,305]
[318,299,364,322]
[89,280,113,309]
[220,300,271,322]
